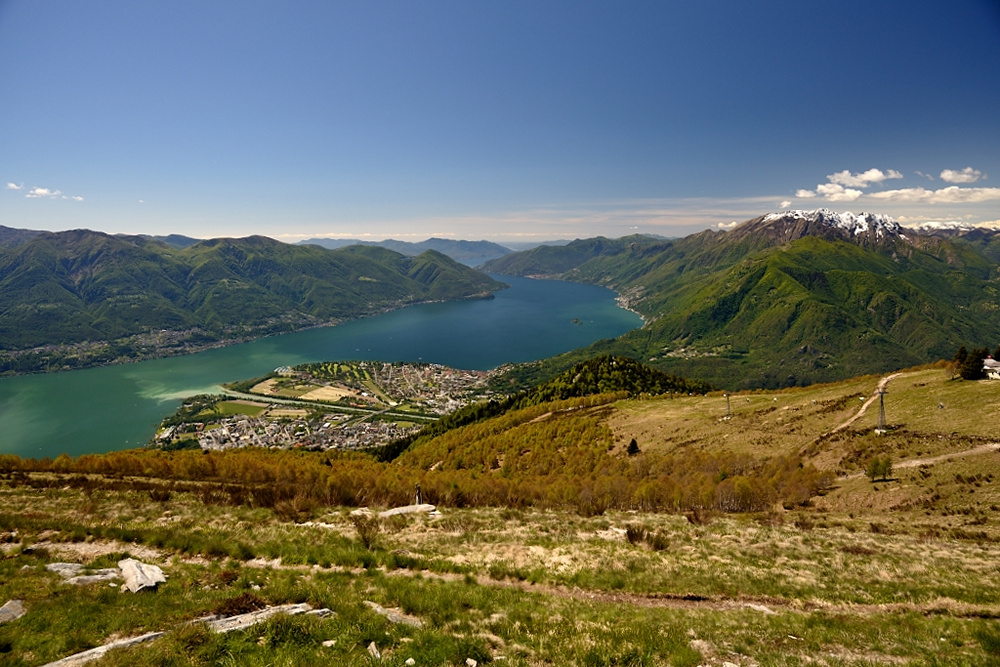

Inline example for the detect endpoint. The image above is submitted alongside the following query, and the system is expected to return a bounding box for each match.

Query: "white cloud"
[6,182,22,190]
[779,200,791,208]
[827,168,903,188]
[26,187,61,198]
[20,184,83,201]
[795,189,815,198]
[940,167,984,184]
[816,183,863,202]
[915,171,935,181]
[869,186,1000,204]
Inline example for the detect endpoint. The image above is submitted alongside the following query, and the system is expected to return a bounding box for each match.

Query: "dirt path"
[826,372,904,436]
[892,442,1000,470]
[838,441,1000,481]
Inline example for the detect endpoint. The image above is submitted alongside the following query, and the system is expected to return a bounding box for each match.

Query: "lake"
[0,276,642,458]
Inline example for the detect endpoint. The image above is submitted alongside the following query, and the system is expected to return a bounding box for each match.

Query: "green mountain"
[482,210,1000,389]
[0,224,44,248]
[0,229,504,357]
[298,237,512,264]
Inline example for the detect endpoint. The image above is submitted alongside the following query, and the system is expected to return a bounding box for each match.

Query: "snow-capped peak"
[763,208,904,240]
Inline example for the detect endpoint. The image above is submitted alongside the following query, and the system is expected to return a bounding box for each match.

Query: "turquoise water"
[0,276,641,458]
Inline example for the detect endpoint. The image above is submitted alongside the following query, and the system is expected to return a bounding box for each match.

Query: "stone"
[45,562,85,578]
[368,641,381,659]
[322,639,337,648]
[66,570,121,586]
[405,659,416,666]
[39,631,164,666]
[0,599,26,624]
[378,504,437,518]
[306,607,334,618]
[364,600,424,628]
[466,659,478,667]
[118,558,166,593]
[204,603,313,633]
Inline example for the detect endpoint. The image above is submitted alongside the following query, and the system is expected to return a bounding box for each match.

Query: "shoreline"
[0,290,500,379]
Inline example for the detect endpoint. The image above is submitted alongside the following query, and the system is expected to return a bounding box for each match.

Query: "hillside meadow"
[2,365,1000,664]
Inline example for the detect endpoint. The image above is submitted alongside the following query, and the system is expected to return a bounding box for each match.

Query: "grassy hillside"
[482,216,1000,389]
[2,367,1000,664]
[0,230,504,372]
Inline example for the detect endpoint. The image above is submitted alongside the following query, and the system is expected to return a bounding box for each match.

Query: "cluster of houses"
[193,412,420,451]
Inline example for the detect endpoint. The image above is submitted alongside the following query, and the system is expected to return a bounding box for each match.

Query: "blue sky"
[2,1,998,242]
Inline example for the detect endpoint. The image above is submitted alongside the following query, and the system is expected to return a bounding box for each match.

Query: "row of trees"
[952,345,999,381]
[0,392,830,516]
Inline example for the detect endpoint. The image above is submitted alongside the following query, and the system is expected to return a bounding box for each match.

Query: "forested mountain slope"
[0,230,504,367]
[482,210,1000,388]
[298,237,512,263]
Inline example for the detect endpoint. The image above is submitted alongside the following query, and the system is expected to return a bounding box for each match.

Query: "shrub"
[351,514,382,550]
[866,456,892,482]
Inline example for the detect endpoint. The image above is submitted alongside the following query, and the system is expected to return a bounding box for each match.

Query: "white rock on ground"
[118,558,166,593]
[45,562,121,586]
[364,600,424,628]
[378,504,437,518]
[39,603,332,666]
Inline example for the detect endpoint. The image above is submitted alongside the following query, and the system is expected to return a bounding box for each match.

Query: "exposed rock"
[466,659,478,666]
[368,641,381,659]
[744,602,776,615]
[45,562,85,578]
[378,503,437,518]
[118,558,166,593]
[204,602,313,633]
[39,631,165,667]
[46,562,122,585]
[0,599,26,624]
[40,603,325,666]
[306,607,334,618]
[405,659,416,666]
[66,570,121,586]
[364,600,424,628]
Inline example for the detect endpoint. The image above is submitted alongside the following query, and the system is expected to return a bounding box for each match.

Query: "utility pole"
[875,388,887,433]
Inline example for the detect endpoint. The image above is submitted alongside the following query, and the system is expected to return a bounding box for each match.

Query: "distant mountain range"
[0,228,504,373]
[297,237,513,265]
[483,209,1000,389]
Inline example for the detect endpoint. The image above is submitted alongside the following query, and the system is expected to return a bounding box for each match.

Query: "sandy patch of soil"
[300,385,356,401]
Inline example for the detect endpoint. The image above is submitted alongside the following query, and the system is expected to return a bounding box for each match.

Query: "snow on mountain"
[762,208,905,240]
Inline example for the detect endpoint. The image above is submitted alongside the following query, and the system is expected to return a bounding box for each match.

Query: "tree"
[954,345,968,364]
[626,438,640,456]
[959,347,989,381]
[866,455,892,482]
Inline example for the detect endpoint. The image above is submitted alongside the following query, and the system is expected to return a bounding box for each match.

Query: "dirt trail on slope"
[837,441,1000,481]
[825,372,904,436]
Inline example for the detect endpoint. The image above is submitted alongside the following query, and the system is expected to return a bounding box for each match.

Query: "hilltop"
[0,230,504,374]
[482,209,1000,389]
